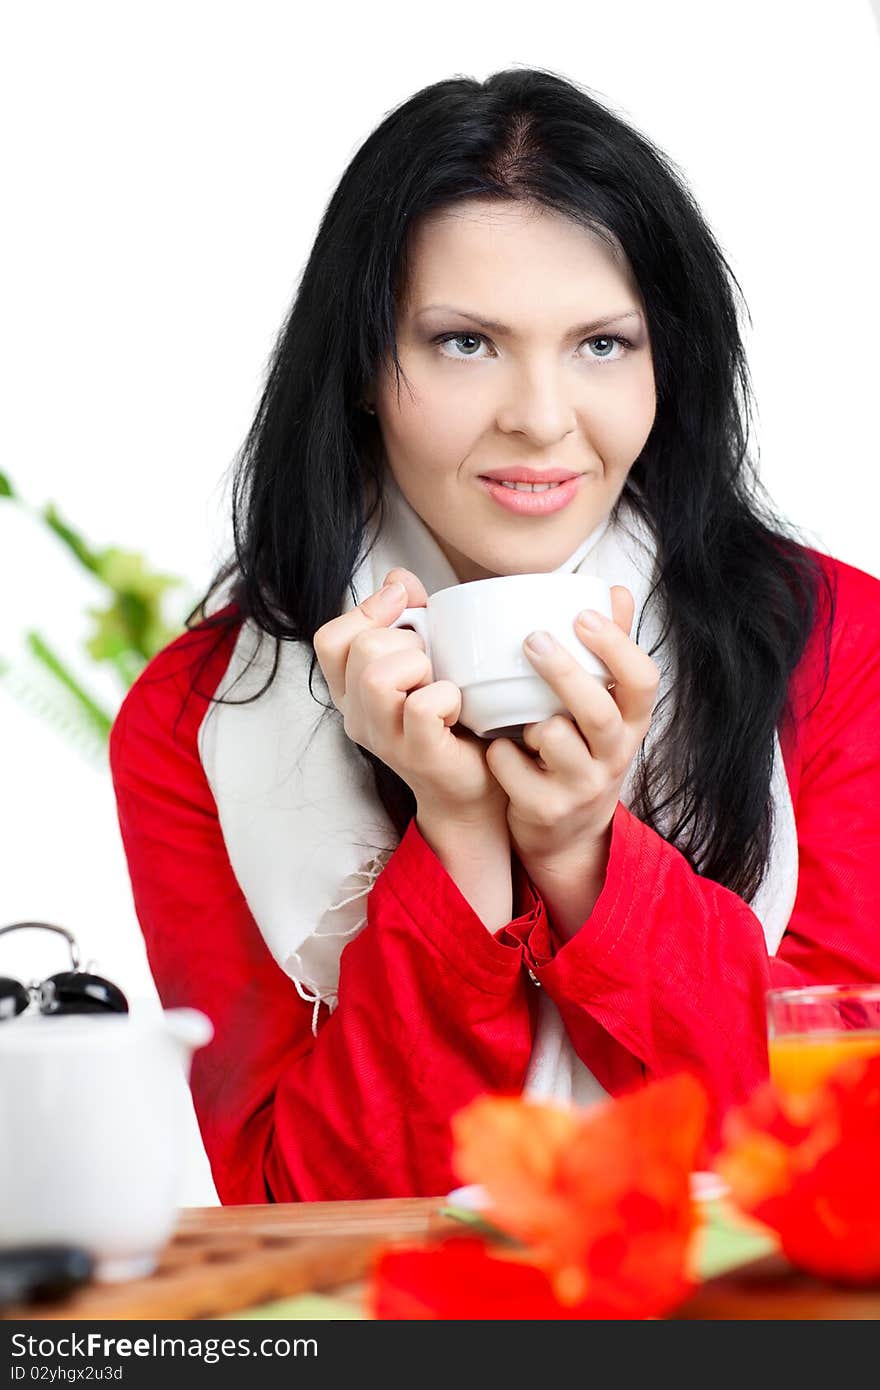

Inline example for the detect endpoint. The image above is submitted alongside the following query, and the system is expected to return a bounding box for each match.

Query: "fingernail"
[525,630,554,655]
[576,609,603,631]
[380,581,405,600]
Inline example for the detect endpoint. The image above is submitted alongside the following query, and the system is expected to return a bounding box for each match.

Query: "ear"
[610,585,635,637]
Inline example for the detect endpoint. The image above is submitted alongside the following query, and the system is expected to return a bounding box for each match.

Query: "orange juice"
[768,1030,880,1096]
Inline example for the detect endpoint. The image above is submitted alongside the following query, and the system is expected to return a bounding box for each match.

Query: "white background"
[1,0,878,1206]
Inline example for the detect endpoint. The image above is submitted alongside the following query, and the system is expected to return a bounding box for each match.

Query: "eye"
[434,333,491,361]
[580,334,634,361]
[433,332,636,363]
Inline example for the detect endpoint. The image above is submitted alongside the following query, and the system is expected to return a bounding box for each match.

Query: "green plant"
[0,469,188,765]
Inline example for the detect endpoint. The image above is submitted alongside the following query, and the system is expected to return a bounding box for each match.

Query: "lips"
[479,467,581,484]
[478,473,583,515]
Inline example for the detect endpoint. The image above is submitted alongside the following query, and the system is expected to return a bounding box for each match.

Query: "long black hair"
[183,66,835,905]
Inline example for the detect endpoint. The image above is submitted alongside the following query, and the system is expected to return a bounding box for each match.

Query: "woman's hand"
[313,567,510,827]
[484,586,660,896]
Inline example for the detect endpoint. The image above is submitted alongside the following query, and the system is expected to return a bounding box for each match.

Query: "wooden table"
[0,1198,459,1321]
[4,1197,880,1320]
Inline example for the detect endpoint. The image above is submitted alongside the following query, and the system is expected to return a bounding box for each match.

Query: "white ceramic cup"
[390,572,614,739]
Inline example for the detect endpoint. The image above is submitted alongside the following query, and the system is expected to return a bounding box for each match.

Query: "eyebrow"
[414,305,644,337]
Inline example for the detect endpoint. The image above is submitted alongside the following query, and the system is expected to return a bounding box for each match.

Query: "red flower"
[370,1240,591,1321]
[717,1053,880,1283]
[450,1073,708,1312]
[370,1073,709,1319]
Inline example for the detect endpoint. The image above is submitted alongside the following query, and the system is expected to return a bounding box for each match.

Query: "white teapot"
[0,922,213,1282]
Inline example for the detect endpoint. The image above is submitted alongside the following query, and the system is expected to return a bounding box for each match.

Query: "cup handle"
[389,606,432,659]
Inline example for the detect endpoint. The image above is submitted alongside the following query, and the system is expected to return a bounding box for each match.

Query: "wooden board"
[11,1197,880,1321]
[673,1251,880,1320]
[1,1198,457,1321]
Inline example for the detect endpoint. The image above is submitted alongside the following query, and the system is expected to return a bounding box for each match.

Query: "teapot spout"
[162,1007,214,1056]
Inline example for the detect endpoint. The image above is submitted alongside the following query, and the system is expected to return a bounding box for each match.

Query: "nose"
[495,361,578,445]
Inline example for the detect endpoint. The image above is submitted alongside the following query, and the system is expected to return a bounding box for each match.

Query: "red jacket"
[109,548,880,1204]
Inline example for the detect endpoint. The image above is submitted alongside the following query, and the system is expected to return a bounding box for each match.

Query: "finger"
[402,679,464,753]
[571,602,660,729]
[312,567,428,708]
[346,624,430,698]
[520,627,626,761]
[383,567,430,610]
[520,713,591,783]
[610,584,635,639]
[355,645,436,745]
[591,583,632,698]
[485,735,568,821]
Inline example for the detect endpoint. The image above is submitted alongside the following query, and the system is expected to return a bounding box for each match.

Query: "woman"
[109,68,880,1205]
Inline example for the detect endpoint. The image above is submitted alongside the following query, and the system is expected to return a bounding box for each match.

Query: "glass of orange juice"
[767,984,880,1099]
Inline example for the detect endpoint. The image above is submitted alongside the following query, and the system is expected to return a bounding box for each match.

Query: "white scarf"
[199,472,799,1107]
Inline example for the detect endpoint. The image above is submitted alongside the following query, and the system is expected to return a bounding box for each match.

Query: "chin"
[468,550,567,580]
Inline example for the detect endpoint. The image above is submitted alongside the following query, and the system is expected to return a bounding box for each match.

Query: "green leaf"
[42,504,103,576]
[95,547,183,601]
[15,498,187,700]
[85,593,181,668]
[436,1206,521,1245]
[77,548,184,668]
[25,630,113,740]
[0,657,109,770]
[0,471,15,499]
[109,649,147,688]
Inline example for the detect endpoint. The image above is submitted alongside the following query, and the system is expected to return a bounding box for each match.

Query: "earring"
[361,401,376,415]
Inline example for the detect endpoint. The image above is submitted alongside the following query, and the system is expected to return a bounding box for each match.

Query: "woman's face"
[371,198,657,582]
